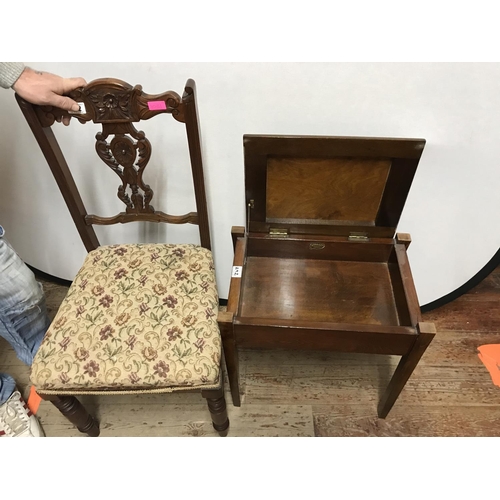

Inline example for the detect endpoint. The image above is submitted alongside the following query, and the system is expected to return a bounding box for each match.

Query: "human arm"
[1,63,87,125]
[0,62,25,89]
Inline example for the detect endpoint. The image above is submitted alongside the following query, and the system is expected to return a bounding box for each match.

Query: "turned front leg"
[201,386,229,437]
[42,394,100,437]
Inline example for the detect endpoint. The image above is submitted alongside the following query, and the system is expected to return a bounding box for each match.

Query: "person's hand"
[13,67,86,126]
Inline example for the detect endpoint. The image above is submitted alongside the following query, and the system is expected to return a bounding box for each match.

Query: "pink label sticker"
[147,100,167,111]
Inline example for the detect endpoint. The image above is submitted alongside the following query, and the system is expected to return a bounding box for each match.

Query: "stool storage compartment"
[221,135,436,417]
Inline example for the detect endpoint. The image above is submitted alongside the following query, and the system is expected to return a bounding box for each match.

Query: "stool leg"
[219,318,241,406]
[378,323,435,418]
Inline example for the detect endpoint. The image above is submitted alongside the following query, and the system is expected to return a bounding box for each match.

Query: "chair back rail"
[15,78,211,252]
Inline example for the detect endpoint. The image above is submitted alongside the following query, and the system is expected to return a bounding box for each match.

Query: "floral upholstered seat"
[30,243,221,394]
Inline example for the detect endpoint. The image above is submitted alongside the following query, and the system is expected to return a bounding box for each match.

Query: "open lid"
[244,135,426,238]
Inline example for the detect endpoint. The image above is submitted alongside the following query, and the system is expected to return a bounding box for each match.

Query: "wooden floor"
[2,267,500,437]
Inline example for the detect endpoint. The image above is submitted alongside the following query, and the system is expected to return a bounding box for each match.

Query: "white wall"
[1,62,499,306]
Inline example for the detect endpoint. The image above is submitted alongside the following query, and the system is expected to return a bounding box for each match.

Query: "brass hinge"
[269,228,289,238]
[348,232,369,242]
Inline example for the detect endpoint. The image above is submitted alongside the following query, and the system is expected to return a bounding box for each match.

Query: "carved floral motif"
[89,91,132,121]
[111,136,136,166]
[32,79,189,216]
[95,125,154,214]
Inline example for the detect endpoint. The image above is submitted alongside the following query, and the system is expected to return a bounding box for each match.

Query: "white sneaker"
[0,390,44,437]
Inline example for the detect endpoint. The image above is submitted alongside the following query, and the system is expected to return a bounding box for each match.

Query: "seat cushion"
[30,243,221,394]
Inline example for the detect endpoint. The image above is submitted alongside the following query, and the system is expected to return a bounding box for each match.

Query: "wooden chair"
[16,78,229,436]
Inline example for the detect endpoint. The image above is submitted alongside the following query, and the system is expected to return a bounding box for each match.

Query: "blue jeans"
[0,226,50,404]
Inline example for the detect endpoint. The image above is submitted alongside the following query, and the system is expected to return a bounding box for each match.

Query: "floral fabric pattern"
[30,244,221,393]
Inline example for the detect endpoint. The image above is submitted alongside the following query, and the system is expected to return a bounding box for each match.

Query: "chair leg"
[378,323,436,418]
[219,318,241,406]
[42,394,100,437]
[201,386,229,437]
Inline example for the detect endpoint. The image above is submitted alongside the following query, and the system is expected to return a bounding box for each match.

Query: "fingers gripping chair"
[16,78,229,437]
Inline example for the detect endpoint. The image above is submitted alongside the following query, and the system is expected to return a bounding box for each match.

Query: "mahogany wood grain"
[226,237,246,313]
[218,311,241,407]
[220,234,246,408]
[16,96,101,252]
[246,236,394,262]
[201,385,230,437]
[248,222,397,238]
[239,257,401,325]
[85,211,198,226]
[231,226,245,252]
[388,259,412,327]
[393,243,421,327]
[183,79,211,250]
[266,157,391,222]
[375,158,420,228]
[244,135,425,238]
[228,134,431,418]
[16,78,212,250]
[377,322,436,417]
[43,394,100,437]
[396,232,412,249]
[234,318,416,354]
[244,134,426,158]
[236,317,416,335]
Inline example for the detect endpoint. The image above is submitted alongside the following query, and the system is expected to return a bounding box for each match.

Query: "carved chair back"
[16,78,211,253]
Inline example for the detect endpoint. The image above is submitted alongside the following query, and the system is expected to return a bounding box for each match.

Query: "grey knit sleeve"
[0,62,25,89]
